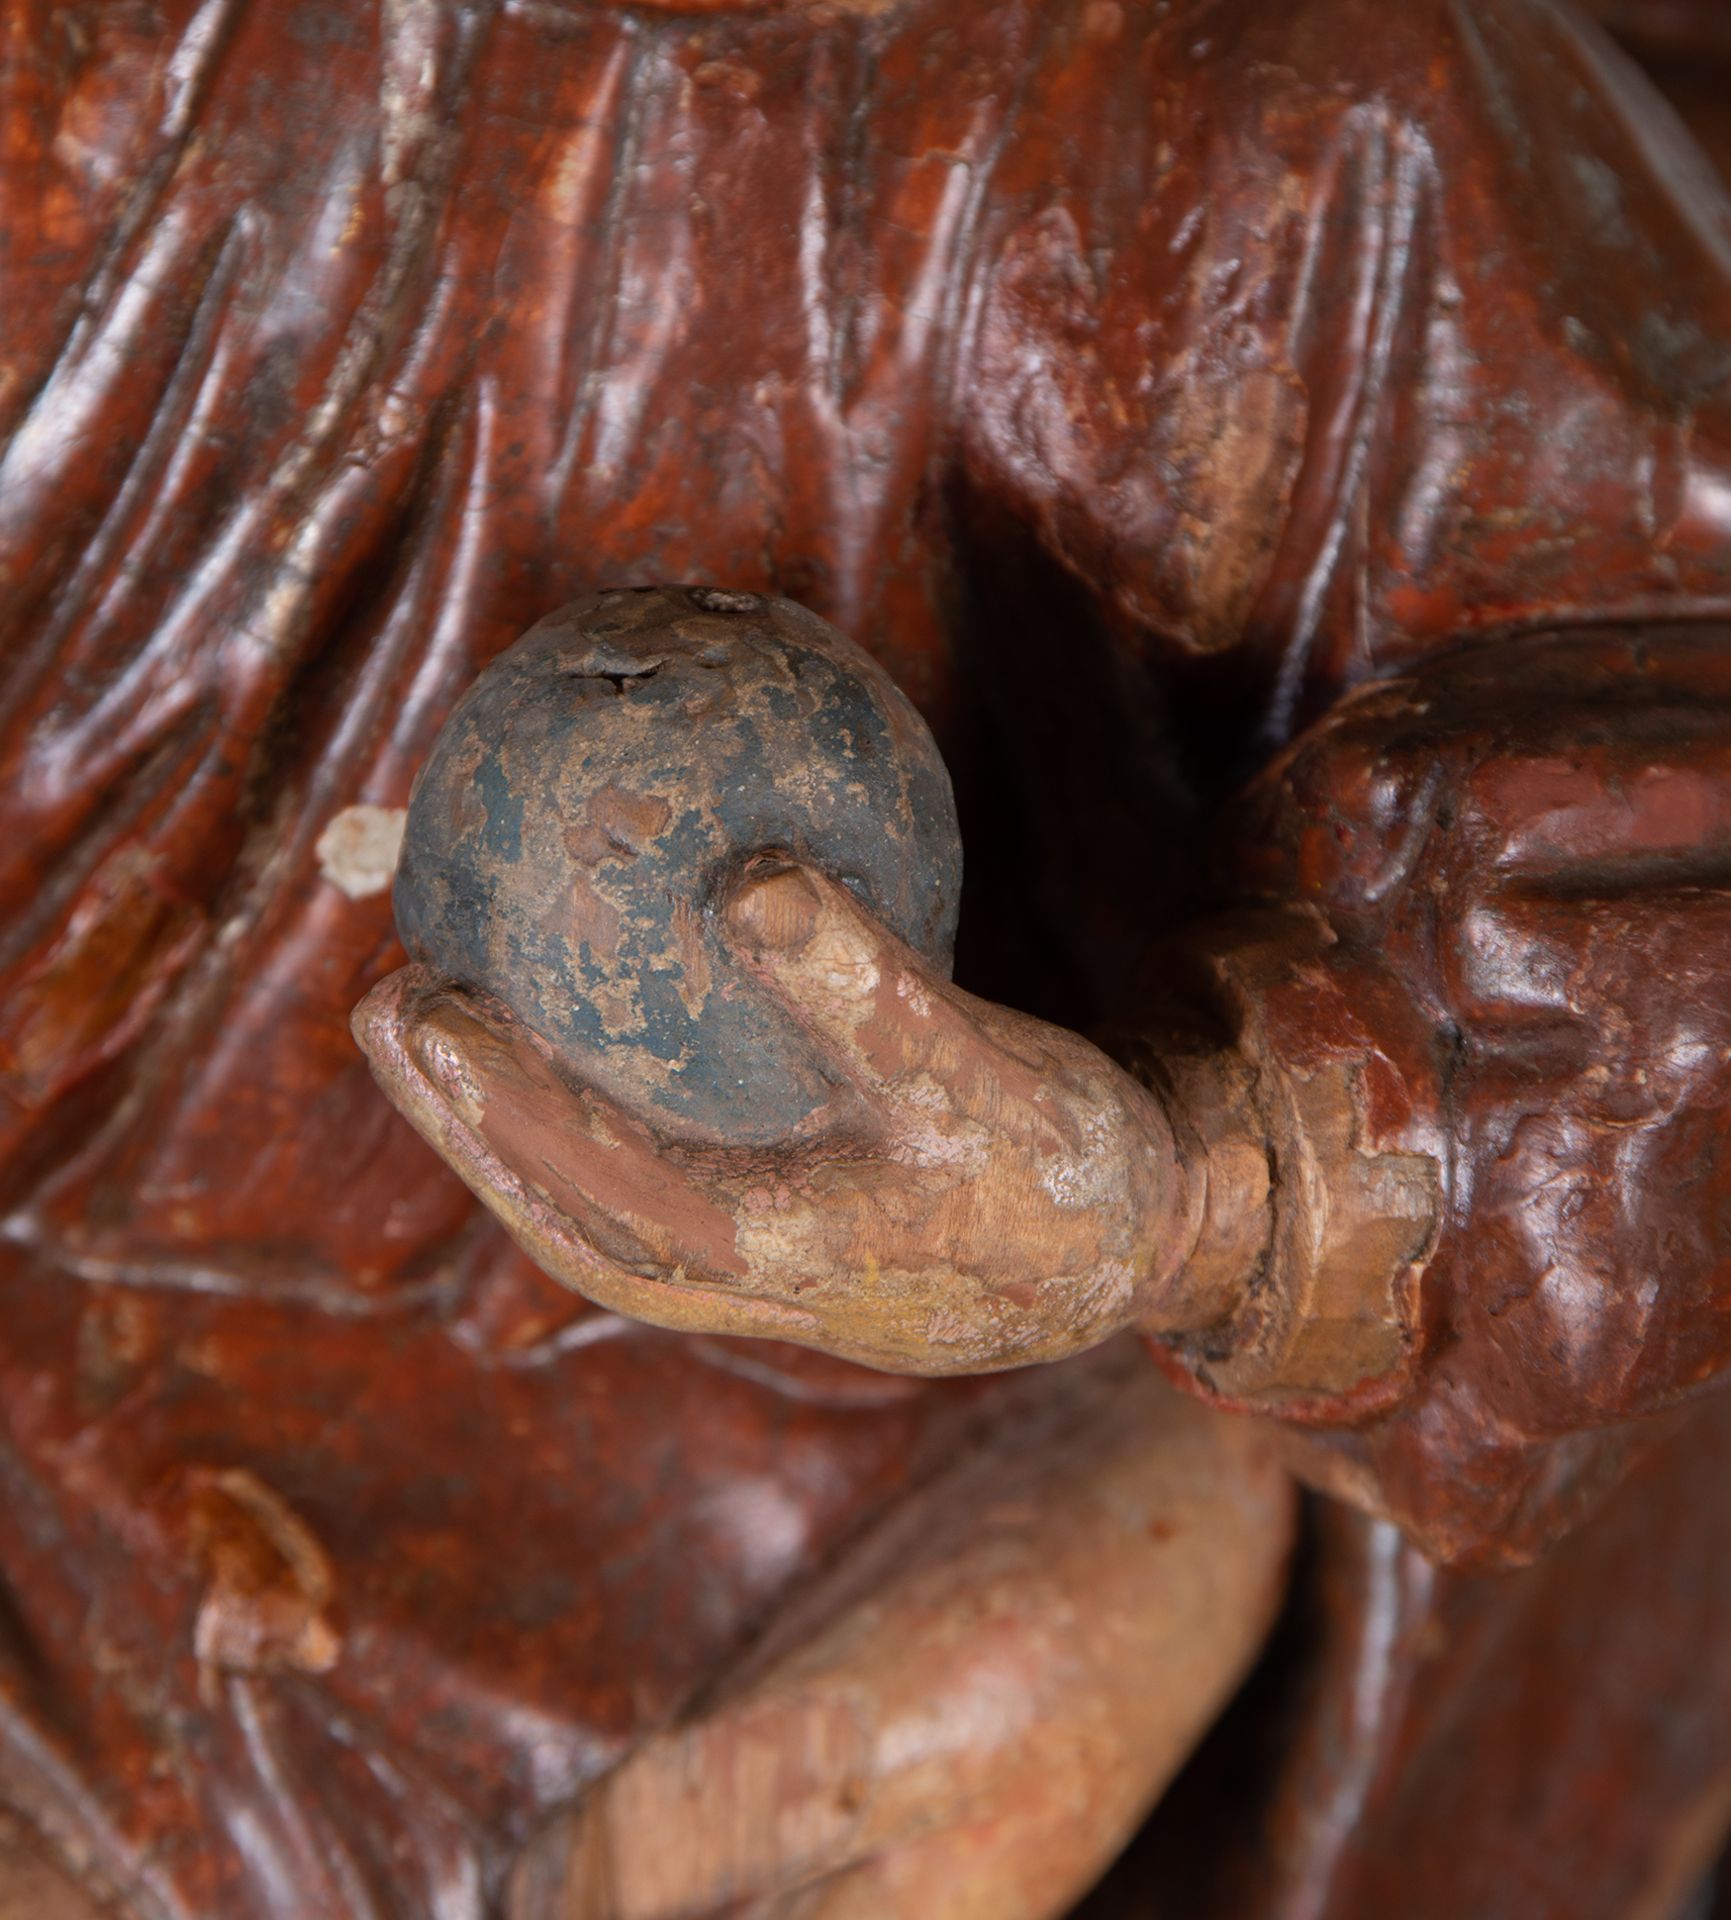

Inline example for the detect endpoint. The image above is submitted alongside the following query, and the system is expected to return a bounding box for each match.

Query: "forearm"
[1135,626,1731,1564]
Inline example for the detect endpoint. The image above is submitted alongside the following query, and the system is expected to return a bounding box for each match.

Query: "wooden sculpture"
[5,1,1731,1915]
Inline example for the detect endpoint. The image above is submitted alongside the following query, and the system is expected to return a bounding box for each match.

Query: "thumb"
[722,860,985,1096]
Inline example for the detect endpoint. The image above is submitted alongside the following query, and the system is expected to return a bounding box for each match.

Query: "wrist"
[1113,1027,1271,1340]
[1118,907,1447,1420]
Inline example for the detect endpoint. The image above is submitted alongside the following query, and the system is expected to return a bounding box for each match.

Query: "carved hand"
[357,858,1227,1375]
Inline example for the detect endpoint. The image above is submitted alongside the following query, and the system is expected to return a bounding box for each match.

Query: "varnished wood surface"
[4,2,1731,1914]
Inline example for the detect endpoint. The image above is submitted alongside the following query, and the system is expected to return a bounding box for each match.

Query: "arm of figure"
[945,0,1731,1562]
[355,857,1257,1378]
[359,0,1731,1567]
[360,626,1731,1567]
[1168,626,1731,1565]
[504,1347,1293,1920]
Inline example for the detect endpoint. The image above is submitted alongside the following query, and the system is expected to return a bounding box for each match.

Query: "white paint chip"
[316,805,407,900]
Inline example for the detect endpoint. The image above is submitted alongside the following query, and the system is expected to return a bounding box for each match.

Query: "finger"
[360,968,1026,1371]
[357,970,832,1347]
[407,994,748,1285]
[724,864,1190,1248]
[723,864,1065,1122]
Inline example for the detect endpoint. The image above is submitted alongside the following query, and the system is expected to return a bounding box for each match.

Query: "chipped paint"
[315,805,407,899]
